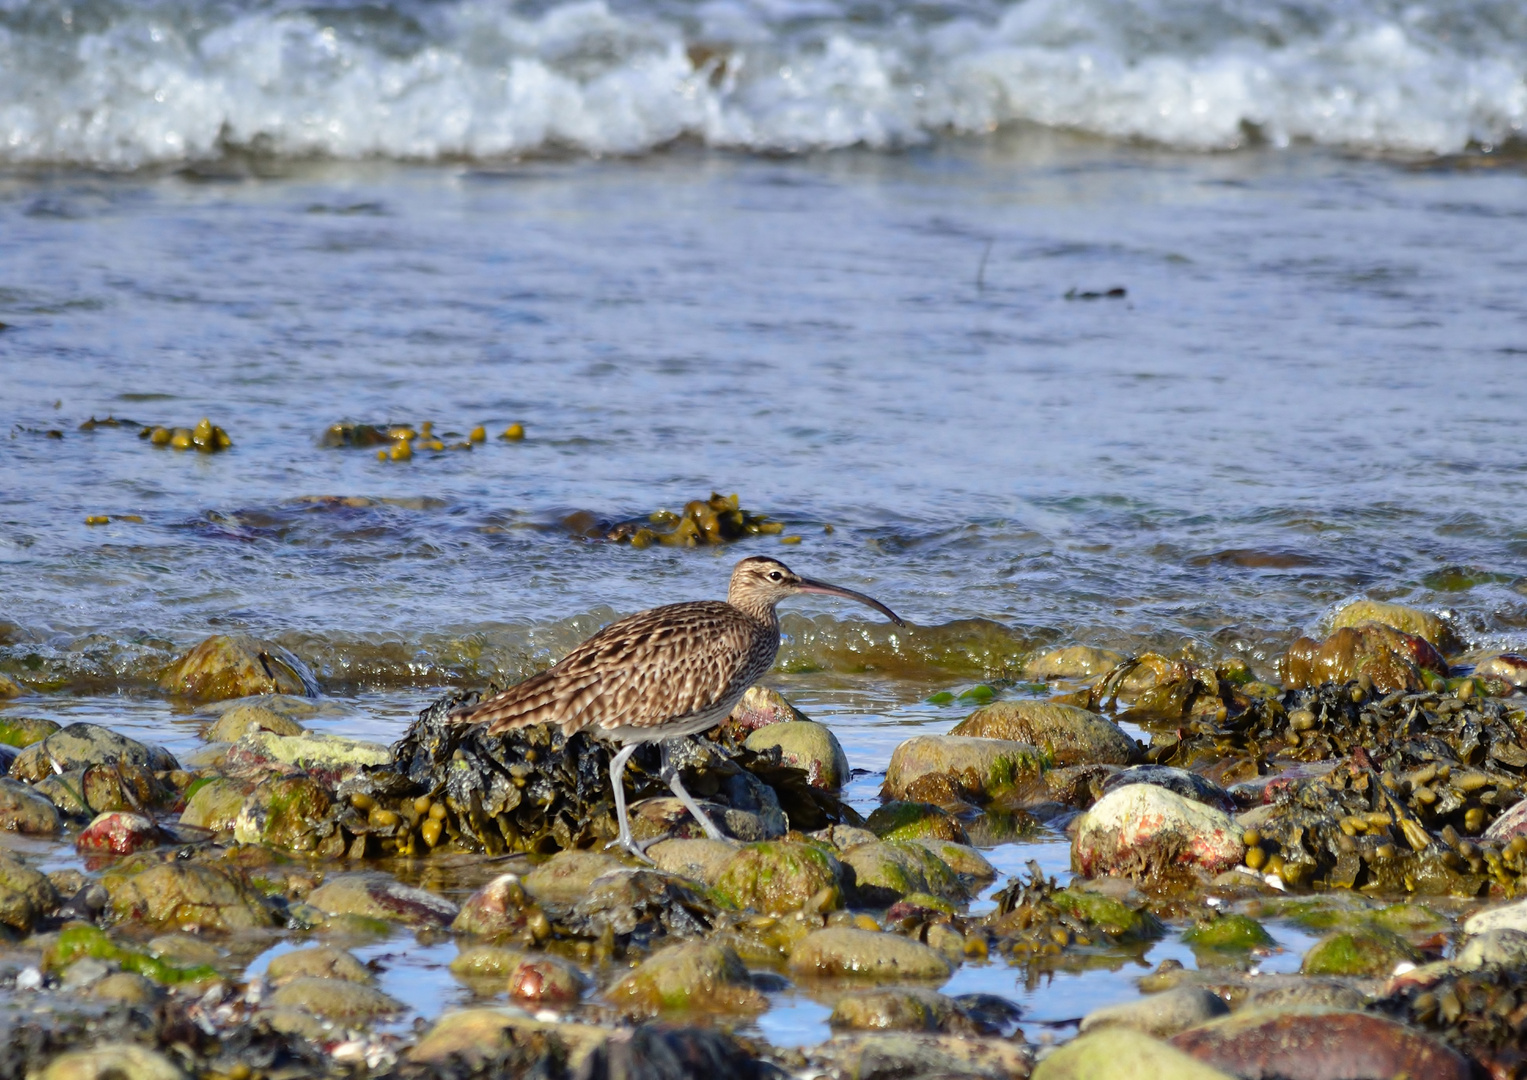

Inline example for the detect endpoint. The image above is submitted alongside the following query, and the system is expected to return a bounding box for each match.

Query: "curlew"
[451,556,903,858]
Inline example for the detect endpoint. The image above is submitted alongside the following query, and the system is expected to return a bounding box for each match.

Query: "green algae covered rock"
[0,851,58,930]
[46,925,220,985]
[233,773,335,852]
[1051,888,1165,943]
[179,778,250,832]
[12,724,176,783]
[744,720,851,789]
[266,945,373,985]
[103,862,275,932]
[713,840,845,914]
[841,840,963,904]
[866,801,969,843]
[268,977,403,1022]
[607,941,765,1014]
[0,715,58,747]
[1182,913,1275,951]
[1301,925,1421,977]
[882,735,1046,803]
[0,778,63,834]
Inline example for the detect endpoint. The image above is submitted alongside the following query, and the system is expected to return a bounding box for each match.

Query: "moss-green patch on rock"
[1301,925,1422,977]
[866,801,970,843]
[713,841,844,914]
[607,941,765,1014]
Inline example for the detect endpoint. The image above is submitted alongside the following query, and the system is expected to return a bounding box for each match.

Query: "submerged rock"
[607,941,765,1014]
[306,872,459,927]
[1301,926,1421,977]
[787,927,953,981]
[1281,623,1448,693]
[267,945,373,984]
[159,633,319,701]
[268,977,404,1021]
[829,987,965,1032]
[1072,785,1243,879]
[950,701,1137,766]
[1329,599,1458,653]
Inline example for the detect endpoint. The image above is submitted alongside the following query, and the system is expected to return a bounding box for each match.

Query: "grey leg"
[659,740,731,843]
[604,743,652,863]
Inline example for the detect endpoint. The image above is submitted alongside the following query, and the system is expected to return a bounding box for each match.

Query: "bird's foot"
[606,834,657,865]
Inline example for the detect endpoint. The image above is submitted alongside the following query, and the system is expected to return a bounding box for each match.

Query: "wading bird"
[451,556,903,858]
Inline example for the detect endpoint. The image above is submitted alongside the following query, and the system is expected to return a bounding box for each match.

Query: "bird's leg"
[604,743,653,863]
[659,739,732,843]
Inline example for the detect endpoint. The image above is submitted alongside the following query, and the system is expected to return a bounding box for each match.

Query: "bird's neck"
[728,593,780,632]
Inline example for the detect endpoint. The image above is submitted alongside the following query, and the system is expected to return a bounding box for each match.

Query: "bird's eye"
[768,570,784,581]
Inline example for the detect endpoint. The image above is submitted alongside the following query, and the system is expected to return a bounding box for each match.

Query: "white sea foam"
[0,0,1523,166]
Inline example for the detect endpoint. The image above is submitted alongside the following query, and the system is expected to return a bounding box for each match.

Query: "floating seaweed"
[563,492,784,548]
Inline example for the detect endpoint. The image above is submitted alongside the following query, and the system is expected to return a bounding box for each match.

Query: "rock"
[812,824,879,851]
[865,801,970,843]
[204,702,306,742]
[159,633,319,701]
[1300,926,1420,977]
[1473,653,1527,689]
[12,724,176,782]
[80,762,169,814]
[1047,887,1165,942]
[788,927,953,981]
[39,1044,185,1080]
[1280,623,1448,693]
[629,796,775,844]
[567,868,716,940]
[1100,766,1236,812]
[509,955,587,1006]
[1170,1009,1471,1080]
[408,1009,609,1070]
[1181,913,1275,952]
[1024,646,1126,681]
[1454,928,1527,971]
[647,838,737,885]
[522,850,625,908]
[76,812,163,855]
[1072,785,1243,879]
[104,862,275,931]
[842,840,963,904]
[1240,978,1368,1012]
[266,945,373,984]
[0,674,23,700]
[88,971,161,1006]
[452,873,534,937]
[713,841,845,914]
[306,872,459,927]
[905,838,997,881]
[268,976,403,1021]
[1329,599,1458,652]
[951,701,1137,766]
[34,772,90,818]
[1079,986,1229,1038]
[721,685,811,738]
[232,774,334,852]
[816,1032,1032,1080]
[178,778,250,831]
[0,715,58,746]
[0,851,59,930]
[1463,897,1527,937]
[451,945,529,978]
[607,941,765,1014]
[1036,1027,1233,1080]
[829,987,962,1032]
[744,720,851,789]
[147,933,221,968]
[0,778,63,834]
[882,735,1045,803]
[224,731,389,784]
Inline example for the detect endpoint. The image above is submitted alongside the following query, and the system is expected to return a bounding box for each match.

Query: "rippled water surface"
[3,127,1527,1046]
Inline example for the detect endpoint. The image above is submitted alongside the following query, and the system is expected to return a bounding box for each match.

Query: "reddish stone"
[76,811,163,855]
[1171,1009,1470,1080]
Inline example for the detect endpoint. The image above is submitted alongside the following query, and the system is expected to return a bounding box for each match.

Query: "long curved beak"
[795,577,906,626]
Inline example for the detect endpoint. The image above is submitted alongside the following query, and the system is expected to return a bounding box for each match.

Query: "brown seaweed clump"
[325,690,858,859]
[563,492,785,548]
[1377,964,1527,1077]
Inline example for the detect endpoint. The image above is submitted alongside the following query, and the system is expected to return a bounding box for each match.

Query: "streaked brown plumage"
[452,555,903,858]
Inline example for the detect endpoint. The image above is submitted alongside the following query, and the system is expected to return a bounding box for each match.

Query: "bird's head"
[727,556,905,625]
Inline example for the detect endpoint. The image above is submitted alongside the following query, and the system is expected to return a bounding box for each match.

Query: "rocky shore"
[0,599,1524,1079]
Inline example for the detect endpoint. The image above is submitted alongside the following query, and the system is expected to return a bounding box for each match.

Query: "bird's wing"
[453,601,767,736]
